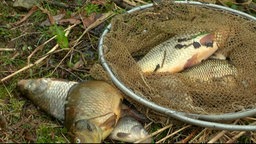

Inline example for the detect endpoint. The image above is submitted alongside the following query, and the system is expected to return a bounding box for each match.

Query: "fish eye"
[75,138,81,143]
[27,82,35,89]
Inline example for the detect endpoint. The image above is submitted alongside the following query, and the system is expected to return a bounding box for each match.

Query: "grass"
[1,0,256,143]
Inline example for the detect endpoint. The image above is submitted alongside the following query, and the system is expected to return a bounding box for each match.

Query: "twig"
[208,119,240,143]
[111,0,134,9]
[27,24,77,65]
[179,128,200,143]
[226,131,246,143]
[208,130,227,143]
[144,121,153,129]
[61,132,70,143]
[134,0,148,4]
[10,32,41,42]
[134,124,173,143]
[226,121,256,143]
[50,12,115,75]
[1,82,13,98]
[123,0,137,6]
[0,48,16,51]
[157,125,191,143]
[0,24,74,82]
[189,128,208,143]
[12,6,38,26]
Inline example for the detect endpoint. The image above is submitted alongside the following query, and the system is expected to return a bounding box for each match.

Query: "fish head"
[18,78,49,98]
[70,119,103,143]
[110,116,152,143]
[129,124,152,143]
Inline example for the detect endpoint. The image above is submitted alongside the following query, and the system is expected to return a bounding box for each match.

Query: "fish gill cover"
[90,0,256,124]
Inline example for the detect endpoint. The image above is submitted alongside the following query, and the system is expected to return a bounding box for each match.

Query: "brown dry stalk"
[0,48,16,51]
[145,121,153,129]
[27,24,77,65]
[12,6,38,26]
[189,128,208,143]
[123,0,137,6]
[0,24,75,82]
[157,125,191,143]
[208,130,227,143]
[179,128,200,143]
[50,11,115,75]
[134,0,148,4]
[226,121,256,143]
[134,124,173,143]
[208,119,240,143]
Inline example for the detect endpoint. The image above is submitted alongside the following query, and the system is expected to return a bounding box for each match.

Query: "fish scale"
[18,78,152,143]
[137,32,219,73]
[181,59,237,82]
[18,78,78,121]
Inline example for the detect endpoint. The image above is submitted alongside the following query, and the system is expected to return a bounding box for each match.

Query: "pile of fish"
[18,79,152,143]
[136,31,237,79]
[17,30,237,143]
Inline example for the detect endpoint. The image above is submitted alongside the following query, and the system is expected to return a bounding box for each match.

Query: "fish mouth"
[17,79,28,90]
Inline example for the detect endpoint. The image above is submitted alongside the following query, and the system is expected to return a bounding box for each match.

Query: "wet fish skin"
[137,32,221,73]
[70,119,103,143]
[17,78,78,121]
[18,79,151,143]
[109,116,152,143]
[65,80,123,143]
[181,59,237,82]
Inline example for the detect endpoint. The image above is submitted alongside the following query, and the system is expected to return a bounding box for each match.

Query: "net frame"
[98,1,256,131]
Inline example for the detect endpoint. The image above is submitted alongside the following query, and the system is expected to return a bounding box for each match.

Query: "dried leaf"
[40,13,66,26]
[38,6,55,25]
[58,17,81,25]
[81,13,102,29]
[91,0,107,5]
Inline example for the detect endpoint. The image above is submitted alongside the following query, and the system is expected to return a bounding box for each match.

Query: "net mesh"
[90,1,256,123]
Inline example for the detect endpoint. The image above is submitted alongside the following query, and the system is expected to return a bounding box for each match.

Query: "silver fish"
[109,116,152,143]
[137,32,221,73]
[17,78,151,143]
[181,59,237,82]
[17,78,78,121]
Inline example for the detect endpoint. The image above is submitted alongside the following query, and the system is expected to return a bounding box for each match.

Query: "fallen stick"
[157,125,191,143]
[0,24,74,82]
[50,11,115,75]
[0,48,16,51]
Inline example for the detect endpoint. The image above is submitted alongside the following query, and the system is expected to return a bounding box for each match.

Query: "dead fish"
[181,59,237,82]
[65,81,123,143]
[137,32,222,73]
[17,78,78,121]
[109,116,152,143]
[18,78,151,143]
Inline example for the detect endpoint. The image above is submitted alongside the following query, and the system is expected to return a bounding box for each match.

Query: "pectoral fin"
[99,113,117,129]
[117,132,131,138]
[184,54,199,69]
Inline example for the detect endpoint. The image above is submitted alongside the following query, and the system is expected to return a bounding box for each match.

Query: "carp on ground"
[18,79,152,143]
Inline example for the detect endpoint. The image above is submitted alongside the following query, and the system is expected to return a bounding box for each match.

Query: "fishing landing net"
[90,1,256,124]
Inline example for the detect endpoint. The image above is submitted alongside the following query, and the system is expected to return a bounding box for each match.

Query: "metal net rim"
[98,1,256,131]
